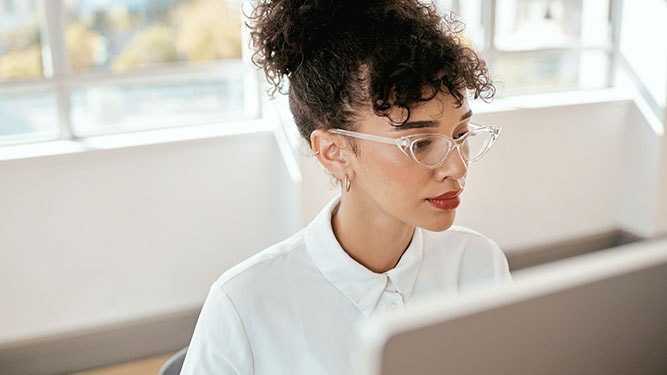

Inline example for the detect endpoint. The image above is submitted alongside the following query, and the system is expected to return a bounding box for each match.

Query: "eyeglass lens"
[410,131,493,166]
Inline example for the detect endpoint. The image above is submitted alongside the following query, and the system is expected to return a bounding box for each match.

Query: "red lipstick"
[427,190,462,210]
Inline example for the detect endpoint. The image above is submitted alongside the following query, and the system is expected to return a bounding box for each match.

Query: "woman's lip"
[426,190,462,210]
[430,190,462,200]
[426,196,460,210]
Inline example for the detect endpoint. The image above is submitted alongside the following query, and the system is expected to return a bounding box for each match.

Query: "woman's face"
[343,93,471,232]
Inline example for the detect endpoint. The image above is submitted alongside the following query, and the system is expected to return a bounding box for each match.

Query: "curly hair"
[248,0,495,141]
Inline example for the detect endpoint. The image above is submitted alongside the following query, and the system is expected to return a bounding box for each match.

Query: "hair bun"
[249,0,369,89]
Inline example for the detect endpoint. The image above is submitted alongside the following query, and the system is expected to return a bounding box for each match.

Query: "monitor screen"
[355,238,667,375]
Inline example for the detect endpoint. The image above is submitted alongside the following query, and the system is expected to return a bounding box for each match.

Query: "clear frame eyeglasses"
[328,123,501,169]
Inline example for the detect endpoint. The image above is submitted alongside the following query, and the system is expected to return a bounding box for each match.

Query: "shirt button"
[389,302,399,310]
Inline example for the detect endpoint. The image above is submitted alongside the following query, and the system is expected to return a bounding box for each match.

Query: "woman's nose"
[433,145,468,181]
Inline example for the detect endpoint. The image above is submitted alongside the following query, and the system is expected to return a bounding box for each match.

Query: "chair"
[159,346,188,375]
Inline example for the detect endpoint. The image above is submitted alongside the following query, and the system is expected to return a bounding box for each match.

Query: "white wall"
[0,129,300,344]
[0,93,664,346]
[460,98,636,248]
[660,104,667,233]
[616,101,666,237]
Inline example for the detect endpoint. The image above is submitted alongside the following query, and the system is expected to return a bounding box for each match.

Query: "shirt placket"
[375,276,405,314]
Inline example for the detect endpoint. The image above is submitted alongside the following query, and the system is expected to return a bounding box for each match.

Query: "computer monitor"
[355,238,667,375]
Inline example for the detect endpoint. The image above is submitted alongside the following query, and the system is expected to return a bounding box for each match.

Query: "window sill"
[0,119,274,162]
[469,88,632,114]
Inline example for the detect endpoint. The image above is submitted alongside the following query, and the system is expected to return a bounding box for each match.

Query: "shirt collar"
[305,195,424,317]
[386,229,423,300]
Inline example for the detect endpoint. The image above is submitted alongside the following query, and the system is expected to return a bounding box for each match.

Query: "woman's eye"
[454,130,469,140]
[413,139,433,150]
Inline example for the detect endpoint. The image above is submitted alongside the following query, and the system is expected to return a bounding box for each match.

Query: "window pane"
[61,0,252,137]
[495,0,611,50]
[70,74,246,136]
[0,1,43,80]
[619,0,666,107]
[64,0,242,72]
[493,50,609,93]
[0,92,59,143]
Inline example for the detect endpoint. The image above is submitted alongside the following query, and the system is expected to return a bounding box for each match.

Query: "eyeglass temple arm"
[328,128,404,146]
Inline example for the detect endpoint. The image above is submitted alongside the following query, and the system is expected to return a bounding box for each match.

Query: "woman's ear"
[310,129,352,180]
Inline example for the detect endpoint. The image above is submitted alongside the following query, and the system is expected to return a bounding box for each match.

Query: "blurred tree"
[65,21,104,72]
[172,0,242,62]
[108,6,138,32]
[0,45,42,79]
[0,24,39,52]
[0,22,41,79]
[146,0,180,19]
[111,25,180,72]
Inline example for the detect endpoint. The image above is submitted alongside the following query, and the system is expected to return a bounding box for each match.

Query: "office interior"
[0,0,666,374]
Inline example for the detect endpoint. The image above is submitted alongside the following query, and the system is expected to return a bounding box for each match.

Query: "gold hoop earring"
[344,175,351,192]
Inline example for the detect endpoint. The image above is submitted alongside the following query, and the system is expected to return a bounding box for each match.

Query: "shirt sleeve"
[456,235,512,289]
[180,283,253,375]
[492,242,513,283]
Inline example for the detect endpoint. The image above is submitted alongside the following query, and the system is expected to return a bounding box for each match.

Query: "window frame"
[0,0,258,145]
[474,0,619,96]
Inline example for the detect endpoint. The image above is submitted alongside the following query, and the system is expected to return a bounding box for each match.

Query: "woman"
[181,0,510,373]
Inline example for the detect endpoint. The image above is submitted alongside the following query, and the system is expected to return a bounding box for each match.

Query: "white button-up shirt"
[181,196,511,374]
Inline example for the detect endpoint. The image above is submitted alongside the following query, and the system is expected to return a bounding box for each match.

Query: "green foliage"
[111,25,180,72]
[0,0,242,77]
[172,0,242,62]
[66,21,105,72]
[0,22,42,79]
[0,45,42,79]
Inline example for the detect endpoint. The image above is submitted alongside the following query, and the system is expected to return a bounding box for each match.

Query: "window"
[438,0,613,95]
[0,0,58,143]
[618,0,666,115]
[0,0,254,145]
[1,0,658,146]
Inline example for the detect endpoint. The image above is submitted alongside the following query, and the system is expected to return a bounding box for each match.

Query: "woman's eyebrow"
[391,110,473,131]
[459,109,473,122]
[392,120,439,131]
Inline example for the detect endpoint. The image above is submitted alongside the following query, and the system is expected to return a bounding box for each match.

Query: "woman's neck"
[331,197,415,274]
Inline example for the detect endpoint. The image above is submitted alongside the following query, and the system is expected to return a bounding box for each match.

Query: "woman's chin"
[418,211,456,232]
